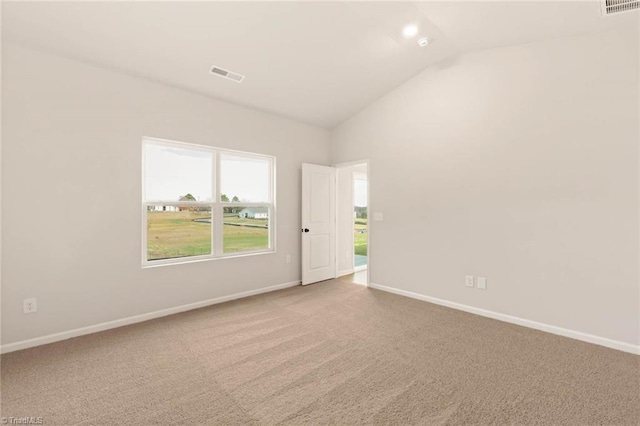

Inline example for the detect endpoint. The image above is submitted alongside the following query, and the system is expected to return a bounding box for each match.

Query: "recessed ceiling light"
[418,37,431,47]
[402,24,418,38]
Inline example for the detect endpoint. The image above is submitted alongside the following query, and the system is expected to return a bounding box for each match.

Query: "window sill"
[142,248,276,269]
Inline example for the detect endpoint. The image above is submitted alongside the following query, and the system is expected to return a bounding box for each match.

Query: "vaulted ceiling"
[3,1,637,128]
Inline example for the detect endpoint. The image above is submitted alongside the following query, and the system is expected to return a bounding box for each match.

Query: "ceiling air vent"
[601,0,640,15]
[210,66,245,83]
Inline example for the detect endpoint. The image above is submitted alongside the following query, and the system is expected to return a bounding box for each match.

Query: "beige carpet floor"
[1,279,639,425]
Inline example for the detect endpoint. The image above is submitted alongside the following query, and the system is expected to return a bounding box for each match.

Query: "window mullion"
[214,151,223,255]
[210,151,216,256]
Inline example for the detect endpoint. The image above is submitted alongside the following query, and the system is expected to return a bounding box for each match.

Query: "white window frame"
[142,137,276,267]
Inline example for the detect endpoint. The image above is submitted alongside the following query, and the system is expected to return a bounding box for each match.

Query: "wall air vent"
[601,0,640,15]
[210,66,245,83]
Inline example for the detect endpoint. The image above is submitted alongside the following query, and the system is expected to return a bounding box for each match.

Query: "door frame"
[333,159,370,287]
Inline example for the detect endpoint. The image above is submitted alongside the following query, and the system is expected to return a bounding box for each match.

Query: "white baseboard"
[369,282,640,356]
[0,280,301,354]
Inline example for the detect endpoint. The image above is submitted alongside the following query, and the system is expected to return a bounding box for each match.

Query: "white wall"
[331,27,640,347]
[3,26,639,352]
[1,44,330,347]
[336,163,367,275]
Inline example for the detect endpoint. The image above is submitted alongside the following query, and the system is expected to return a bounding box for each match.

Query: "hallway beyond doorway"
[355,254,367,268]
[342,270,367,286]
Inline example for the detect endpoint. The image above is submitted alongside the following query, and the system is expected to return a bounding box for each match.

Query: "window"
[143,137,275,266]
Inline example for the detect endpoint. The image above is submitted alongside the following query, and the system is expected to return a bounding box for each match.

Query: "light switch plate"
[477,277,487,290]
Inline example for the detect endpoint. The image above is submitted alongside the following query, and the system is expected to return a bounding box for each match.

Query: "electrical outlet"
[23,298,37,314]
[286,254,291,264]
[465,275,474,288]
[477,277,487,290]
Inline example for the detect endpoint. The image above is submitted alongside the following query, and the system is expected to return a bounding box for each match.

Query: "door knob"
[301,228,310,233]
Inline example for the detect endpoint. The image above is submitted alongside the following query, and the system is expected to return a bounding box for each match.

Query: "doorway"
[353,171,368,272]
[336,161,369,286]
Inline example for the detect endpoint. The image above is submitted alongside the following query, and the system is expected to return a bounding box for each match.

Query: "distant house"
[151,205,178,212]
[238,207,268,219]
[179,195,197,211]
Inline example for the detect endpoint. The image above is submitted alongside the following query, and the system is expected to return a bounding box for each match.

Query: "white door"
[301,163,336,285]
